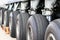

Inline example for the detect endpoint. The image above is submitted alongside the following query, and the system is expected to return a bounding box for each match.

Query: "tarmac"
[0,26,16,40]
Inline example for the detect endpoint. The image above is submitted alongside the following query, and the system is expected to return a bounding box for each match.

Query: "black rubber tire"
[27,14,49,40]
[45,19,60,40]
[1,9,5,26]
[16,12,29,40]
[0,9,4,25]
[9,11,19,38]
[4,10,11,27]
[0,10,2,25]
[1,8,5,27]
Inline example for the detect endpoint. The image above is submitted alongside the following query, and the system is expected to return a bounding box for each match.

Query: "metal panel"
[21,2,28,10]
[45,0,56,9]
[31,0,39,10]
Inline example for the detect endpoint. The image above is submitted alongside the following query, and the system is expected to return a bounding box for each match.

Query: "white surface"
[0,0,28,5]
[0,0,20,5]
[0,27,16,40]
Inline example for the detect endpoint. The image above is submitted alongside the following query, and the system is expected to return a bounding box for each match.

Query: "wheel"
[0,9,4,25]
[1,9,6,30]
[1,9,5,26]
[4,10,11,27]
[45,19,60,40]
[9,11,19,38]
[16,12,29,40]
[27,14,49,40]
[4,11,7,26]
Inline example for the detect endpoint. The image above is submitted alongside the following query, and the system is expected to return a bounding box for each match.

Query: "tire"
[0,9,2,25]
[45,19,60,40]
[16,12,29,40]
[0,9,4,25]
[4,10,11,27]
[9,11,19,38]
[1,9,5,26]
[26,14,49,40]
[1,9,5,27]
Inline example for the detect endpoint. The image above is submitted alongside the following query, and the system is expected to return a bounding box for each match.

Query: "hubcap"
[27,25,33,40]
[47,33,56,40]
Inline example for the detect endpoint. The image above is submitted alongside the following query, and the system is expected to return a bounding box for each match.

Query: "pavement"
[0,26,16,40]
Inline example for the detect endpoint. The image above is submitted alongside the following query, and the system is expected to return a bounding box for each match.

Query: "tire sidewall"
[45,22,60,40]
[27,16,37,40]
[9,12,13,32]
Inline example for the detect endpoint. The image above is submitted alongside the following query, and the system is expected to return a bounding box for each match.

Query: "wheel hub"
[27,25,33,40]
[47,33,56,40]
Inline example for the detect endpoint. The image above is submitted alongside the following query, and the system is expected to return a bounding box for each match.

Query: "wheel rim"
[27,25,33,40]
[47,33,56,40]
